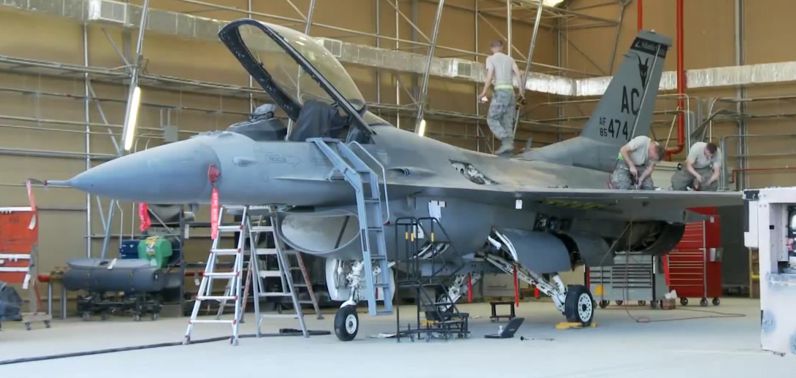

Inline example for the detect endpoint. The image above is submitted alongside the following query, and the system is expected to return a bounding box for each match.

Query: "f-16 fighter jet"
[54,19,740,341]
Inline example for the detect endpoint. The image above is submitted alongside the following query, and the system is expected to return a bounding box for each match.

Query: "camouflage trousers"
[487,89,516,140]
[671,166,718,191]
[611,160,654,190]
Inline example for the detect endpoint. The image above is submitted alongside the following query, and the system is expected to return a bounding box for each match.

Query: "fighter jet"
[54,19,740,341]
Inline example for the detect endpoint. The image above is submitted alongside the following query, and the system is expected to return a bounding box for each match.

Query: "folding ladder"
[249,211,319,337]
[184,205,249,345]
[184,206,318,344]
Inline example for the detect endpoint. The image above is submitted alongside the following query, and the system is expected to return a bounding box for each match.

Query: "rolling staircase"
[393,217,471,341]
[308,138,393,316]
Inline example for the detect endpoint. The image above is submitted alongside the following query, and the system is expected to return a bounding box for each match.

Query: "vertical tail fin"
[521,31,672,172]
[580,31,671,143]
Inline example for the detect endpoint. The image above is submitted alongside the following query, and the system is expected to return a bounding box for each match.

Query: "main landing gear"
[481,252,594,327]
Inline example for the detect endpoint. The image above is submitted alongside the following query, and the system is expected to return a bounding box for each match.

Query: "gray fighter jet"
[54,20,740,341]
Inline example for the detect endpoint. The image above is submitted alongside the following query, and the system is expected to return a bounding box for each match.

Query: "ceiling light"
[122,86,142,152]
[417,119,427,137]
[542,0,565,7]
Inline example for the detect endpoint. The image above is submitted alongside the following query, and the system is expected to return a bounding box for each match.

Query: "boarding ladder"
[308,138,393,316]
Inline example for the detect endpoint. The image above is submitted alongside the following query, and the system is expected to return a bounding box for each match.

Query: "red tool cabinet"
[665,208,722,306]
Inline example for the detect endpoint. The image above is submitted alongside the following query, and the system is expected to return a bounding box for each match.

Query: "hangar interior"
[1,0,795,375]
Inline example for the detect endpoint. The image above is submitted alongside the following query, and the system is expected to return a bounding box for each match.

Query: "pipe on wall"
[666,0,686,158]
[637,0,643,31]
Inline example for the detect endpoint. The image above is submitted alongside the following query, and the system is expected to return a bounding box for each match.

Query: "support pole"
[735,0,746,189]
[82,23,92,258]
[248,0,254,112]
[512,0,544,135]
[376,0,381,105]
[395,0,401,129]
[99,199,117,259]
[414,0,445,135]
[506,0,512,58]
[474,0,482,151]
[304,0,317,34]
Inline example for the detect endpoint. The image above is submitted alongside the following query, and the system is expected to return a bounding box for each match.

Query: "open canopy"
[219,19,377,140]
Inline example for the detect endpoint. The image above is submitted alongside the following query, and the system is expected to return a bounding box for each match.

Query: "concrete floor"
[0,297,793,377]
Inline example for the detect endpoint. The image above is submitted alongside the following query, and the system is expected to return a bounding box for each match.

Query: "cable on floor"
[620,305,746,324]
[0,329,330,366]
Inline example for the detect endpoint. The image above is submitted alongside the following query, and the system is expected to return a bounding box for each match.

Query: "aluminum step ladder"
[308,138,393,316]
[249,211,319,337]
[253,214,322,319]
[184,205,249,345]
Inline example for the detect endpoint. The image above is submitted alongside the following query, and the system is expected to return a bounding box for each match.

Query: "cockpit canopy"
[236,23,366,111]
[219,19,386,143]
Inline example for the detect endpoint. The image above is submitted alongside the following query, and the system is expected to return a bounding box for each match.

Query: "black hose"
[0,329,330,366]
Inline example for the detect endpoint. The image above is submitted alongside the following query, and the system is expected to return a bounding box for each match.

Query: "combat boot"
[495,138,514,156]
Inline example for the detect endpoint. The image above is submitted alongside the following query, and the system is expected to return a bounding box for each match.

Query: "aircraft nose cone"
[70,139,219,203]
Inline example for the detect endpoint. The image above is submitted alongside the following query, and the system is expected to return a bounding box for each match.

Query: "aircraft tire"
[564,285,594,325]
[334,305,359,341]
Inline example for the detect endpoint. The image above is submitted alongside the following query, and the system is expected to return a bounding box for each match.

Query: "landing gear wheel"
[564,285,594,326]
[650,300,658,309]
[334,305,359,341]
[598,300,609,309]
[615,300,623,306]
[712,297,720,306]
[638,300,646,306]
[680,297,688,306]
[700,297,708,307]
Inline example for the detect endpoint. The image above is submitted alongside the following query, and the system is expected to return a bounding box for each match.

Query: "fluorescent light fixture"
[122,86,142,151]
[542,0,565,7]
[417,119,427,137]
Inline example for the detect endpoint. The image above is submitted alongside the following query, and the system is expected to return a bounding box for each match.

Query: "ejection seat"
[288,100,348,141]
[227,103,287,141]
[289,100,371,143]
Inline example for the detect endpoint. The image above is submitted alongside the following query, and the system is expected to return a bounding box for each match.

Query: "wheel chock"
[555,322,597,330]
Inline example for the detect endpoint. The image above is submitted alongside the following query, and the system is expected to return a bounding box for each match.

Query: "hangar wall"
[565,0,796,190]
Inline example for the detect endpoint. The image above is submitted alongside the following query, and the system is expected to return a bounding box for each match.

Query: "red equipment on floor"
[0,182,52,329]
[665,208,722,307]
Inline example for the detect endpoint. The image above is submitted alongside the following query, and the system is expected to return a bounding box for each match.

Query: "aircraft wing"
[412,185,742,222]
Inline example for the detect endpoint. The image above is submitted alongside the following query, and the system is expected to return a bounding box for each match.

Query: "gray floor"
[0,297,793,377]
